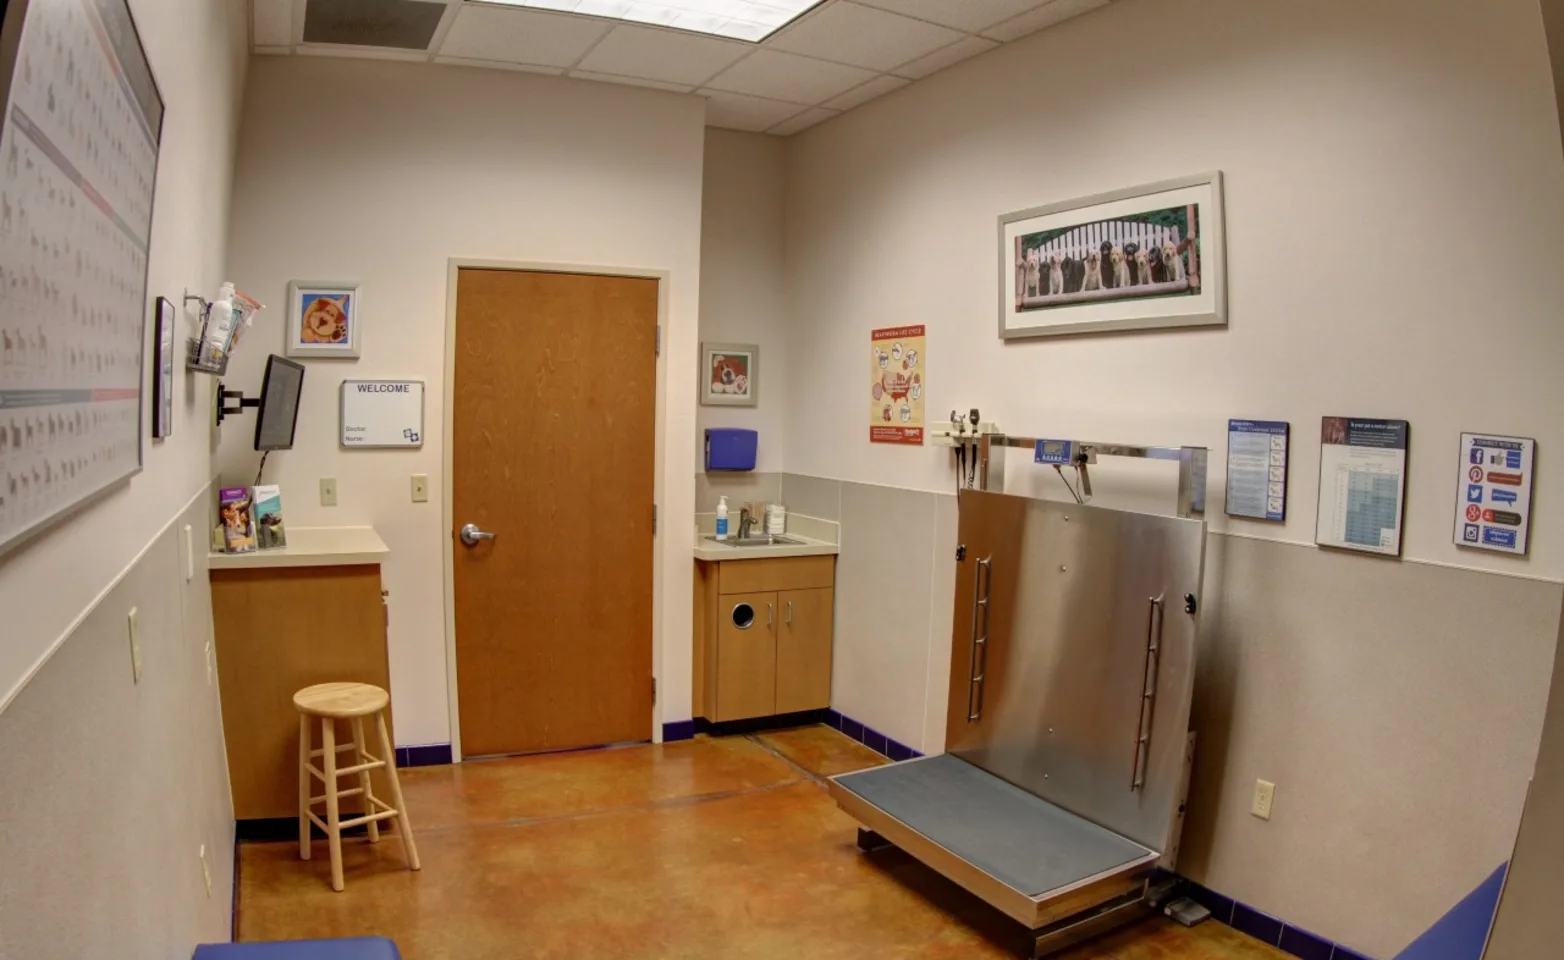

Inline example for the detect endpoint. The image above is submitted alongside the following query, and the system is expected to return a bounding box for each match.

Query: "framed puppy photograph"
[700,342,759,407]
[286,281,362,358]
[998,172,1226,339]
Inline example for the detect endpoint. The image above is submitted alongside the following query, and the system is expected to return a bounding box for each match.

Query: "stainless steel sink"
[705,535,804,548]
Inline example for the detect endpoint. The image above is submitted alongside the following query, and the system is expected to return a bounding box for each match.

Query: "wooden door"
[452,268,657,757]
[776,587,834,714]
[715,591,776,721]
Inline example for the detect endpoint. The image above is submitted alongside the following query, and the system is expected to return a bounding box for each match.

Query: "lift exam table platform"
[830,442,1207,957]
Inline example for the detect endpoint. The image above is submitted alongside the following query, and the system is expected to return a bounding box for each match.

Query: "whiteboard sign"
[340,380,424,448]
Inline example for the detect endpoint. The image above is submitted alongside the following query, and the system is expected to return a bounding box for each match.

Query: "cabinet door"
[776,587,834,714]
[715,591,777,721]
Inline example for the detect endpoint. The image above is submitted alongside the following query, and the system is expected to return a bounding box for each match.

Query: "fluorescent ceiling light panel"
[478,0,828,42]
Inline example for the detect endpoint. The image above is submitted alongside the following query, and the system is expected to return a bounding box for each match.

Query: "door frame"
[441,258,670,763]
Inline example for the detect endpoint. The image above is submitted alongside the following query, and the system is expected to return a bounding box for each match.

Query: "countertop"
[209,526,390,570]
[692,513,839,562]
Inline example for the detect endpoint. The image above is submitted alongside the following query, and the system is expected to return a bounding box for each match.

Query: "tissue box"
[705,429,758,472]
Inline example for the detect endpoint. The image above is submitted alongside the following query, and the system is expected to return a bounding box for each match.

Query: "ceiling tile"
[822,74,909,111]
[569,70,694,92]
[769,106,838,136]
[892,35,1000,80]
[852,0,1048,33]
[574,24,749,86]
[704,49,876,106]
[438,5,613,67]
[981,0,1109,42]
[700,90,808,132]
[253,0,294,47]
[766,2,962,73]
[433,55,566,75]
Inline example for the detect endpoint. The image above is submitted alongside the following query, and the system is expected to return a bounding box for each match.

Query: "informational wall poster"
[1454,433,1535,555]
[1226,420,1289,521]
[870,325,925,445]
[1315,417,1409,556]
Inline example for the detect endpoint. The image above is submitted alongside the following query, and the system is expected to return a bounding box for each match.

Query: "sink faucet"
[739,507,756,539]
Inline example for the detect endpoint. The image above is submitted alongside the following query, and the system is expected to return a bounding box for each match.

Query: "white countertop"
[209,526,390,570]
[691,513,839,562]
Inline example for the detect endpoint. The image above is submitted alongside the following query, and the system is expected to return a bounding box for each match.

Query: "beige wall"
[0,1,246,952]
[697,131,788,476]
[0,493,232,958]
[221,59,707,746]
[1484,594,1564,957]
[0,0,248,711]
[774,0,1564,955]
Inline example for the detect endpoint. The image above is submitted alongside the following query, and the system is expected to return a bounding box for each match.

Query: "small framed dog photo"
[286,281,361,358]
[998,171,1226,339]
[700,342,759,407]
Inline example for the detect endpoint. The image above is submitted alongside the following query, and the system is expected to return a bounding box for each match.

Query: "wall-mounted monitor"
[255,356,305,452]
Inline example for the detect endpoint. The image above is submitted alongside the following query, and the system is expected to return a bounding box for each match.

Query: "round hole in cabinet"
[731,603,756,630]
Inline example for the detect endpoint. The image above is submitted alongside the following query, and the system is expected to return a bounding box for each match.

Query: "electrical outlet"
[127,607,143,683]
[320,478,338,507]
[411,474,429,503]
[1251,779,1276,820]
[199,844,212,898]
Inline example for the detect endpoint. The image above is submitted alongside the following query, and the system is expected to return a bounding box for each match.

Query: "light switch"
[411,474,429,503]
[320,478,338,507]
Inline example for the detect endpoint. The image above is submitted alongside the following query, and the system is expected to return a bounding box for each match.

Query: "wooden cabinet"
[694,556,836,723]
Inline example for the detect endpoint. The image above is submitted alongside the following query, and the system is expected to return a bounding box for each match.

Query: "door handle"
[786,600,793,625]
[459,523,496,547]
[767,602,774,627]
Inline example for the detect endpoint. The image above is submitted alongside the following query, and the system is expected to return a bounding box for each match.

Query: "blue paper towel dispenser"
[705,429,758,472]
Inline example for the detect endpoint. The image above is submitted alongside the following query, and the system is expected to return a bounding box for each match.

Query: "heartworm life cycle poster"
[870,325,925,445]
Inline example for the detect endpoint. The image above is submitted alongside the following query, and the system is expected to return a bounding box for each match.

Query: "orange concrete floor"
[238,725,1285,960]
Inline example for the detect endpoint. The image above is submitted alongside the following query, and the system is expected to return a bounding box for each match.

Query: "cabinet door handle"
[767,602,773,626]
[786,600,793,625]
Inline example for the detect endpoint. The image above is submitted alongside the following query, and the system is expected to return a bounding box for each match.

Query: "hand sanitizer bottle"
[715,496,729,541]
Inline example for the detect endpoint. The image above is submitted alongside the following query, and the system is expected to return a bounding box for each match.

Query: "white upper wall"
[697,130,788,473]
[0,0,248,711]
[781,0,1564,580]
[222,59,706,745]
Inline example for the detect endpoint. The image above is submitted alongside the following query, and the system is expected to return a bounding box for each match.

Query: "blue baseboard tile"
[1184,881,1235,925]
[662,720,696,742]
[398,743,453,767]
[1232,903,1284,946]
[1277,925,1334,960]
[828,710,924,761]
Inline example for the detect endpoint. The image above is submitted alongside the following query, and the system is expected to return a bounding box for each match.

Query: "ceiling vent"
[303,0,448,50]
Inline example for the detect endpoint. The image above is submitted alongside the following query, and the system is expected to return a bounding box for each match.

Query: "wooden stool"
[293,682,421,891]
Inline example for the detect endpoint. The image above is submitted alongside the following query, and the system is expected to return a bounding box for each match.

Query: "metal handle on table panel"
[768,602,774,627]
[1131,594,1166,791]
[966,557,993,722]
[786,600,793,625]
[459,523,496,546]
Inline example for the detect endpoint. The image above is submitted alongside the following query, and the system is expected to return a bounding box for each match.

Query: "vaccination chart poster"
[1454,433,1535,556]
[869,325,925,445]
[1315,417,1409,557]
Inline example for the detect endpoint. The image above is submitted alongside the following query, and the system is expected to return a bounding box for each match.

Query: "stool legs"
[321,717,345,892]
[298,713,312,861]
[350,717,380,844]
[375,711,421,871]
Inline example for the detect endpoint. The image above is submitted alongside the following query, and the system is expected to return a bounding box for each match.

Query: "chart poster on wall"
[0,0,164,557]
[1315,417,1409,557]
[1453,433,1535,555]
[1226,420,1289,522]
[340,380,424,448]
[869,325,925,445]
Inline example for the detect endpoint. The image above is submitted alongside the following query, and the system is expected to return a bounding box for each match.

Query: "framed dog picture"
[286,281,362,358]
[998,172,1226,339]
[700,342,759,407]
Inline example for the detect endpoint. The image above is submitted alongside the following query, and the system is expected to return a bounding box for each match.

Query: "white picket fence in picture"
[1031,220,1183,261]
